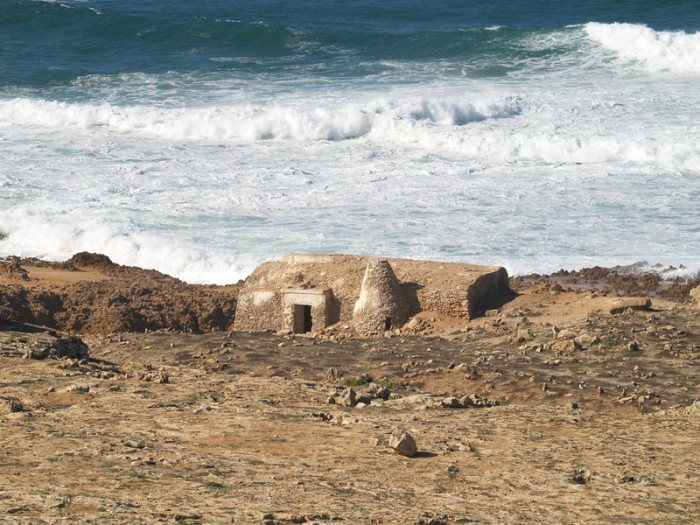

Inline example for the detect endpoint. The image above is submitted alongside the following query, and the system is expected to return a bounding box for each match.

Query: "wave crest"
[0,96,520,141]
[584,22,700,74]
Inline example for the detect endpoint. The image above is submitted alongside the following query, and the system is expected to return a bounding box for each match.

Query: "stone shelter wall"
[234,254,510,333]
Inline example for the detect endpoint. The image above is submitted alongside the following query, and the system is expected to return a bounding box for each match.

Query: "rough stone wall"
[416,285,471,319]
[466,267,510,318]
[353,260,410,336]
[235,256,369,332]
[233,289,284,332]
[234,254,510,332]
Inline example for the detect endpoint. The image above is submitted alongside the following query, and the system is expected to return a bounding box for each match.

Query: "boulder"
[608,297,651,315]
[341,388,356,407]
[690,285,700,304]
[389,429,417,457]
[24,336,89,360]
[556,329,577,340]
[441,397,461,408]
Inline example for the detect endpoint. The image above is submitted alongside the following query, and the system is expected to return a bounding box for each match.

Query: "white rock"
[389,429,417,457]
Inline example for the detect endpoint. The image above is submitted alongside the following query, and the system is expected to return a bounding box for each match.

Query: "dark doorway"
[293,304,313,333]
[385,317,393,331]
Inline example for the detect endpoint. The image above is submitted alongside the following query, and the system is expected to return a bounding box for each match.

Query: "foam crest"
[0,96,519,142]
[584,22,700,74]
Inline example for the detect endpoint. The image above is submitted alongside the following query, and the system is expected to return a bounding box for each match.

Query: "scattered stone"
[572,468,591,485]
[0,261,29,280]
[66,384,90,393]
[440,397,460,408]
[24,336,89,360]
[389,429,418,457]
[139,370,170,383]
[438,394,499,409]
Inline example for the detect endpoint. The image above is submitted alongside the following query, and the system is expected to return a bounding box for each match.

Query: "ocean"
[1,0,699,283]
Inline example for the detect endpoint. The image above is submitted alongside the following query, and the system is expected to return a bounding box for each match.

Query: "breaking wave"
[0,96,520,141]
[584,22,700,74]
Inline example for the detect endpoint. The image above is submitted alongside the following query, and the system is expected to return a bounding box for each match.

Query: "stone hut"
[234,253,509,336]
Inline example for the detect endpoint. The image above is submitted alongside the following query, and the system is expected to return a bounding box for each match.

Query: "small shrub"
[341,373,373,387]
[600,336,617,347]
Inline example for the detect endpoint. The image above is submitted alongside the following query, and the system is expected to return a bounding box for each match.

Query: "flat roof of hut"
[234,253,509,336]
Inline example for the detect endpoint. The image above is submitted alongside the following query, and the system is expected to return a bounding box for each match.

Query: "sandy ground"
[2,262,700,524]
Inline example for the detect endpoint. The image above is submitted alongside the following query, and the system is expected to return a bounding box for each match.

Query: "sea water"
[1,0,699,283]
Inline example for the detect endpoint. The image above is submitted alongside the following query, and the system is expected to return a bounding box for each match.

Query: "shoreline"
[1,251,698,336]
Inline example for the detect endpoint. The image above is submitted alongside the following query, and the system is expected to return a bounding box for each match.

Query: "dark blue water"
[3,0,699,86]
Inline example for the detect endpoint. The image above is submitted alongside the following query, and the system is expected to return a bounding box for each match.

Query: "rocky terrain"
[0,253,240,334]
[1,255,699,524]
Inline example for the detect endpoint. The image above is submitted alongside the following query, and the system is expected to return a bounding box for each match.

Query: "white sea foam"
[1,57,699,283]
[0,96,518,141]
[0,208,255,284]
[2,92,698,172]
[584,22,700,74]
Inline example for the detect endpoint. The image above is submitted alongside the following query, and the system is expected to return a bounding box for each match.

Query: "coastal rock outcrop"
[0,253,240,334]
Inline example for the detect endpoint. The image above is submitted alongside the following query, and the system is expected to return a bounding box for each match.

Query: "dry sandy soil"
[1,256,699,524]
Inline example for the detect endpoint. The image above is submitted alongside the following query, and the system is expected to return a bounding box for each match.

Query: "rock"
[473,394,499,407]
[373,386,391,401]
[551,339,583,353]
[556,329,577,340]
[389,429,417,457]
[0,261,29,280]
[440,397,460,408]
[341,388,356,407]
[325,367,340,382]
[572,468,592,484]
[356,391,374,405]
[515,329,533,343]
[66,384,90,393]
[1,397,25,413]
[139,370,170,383]
[609,297,651,315]
[24,336,89,360]
[689,285,700,304]
[459,395,475,408]
[575,333,599,347]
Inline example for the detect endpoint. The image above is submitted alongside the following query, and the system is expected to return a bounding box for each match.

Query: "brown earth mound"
[0,253,241,334]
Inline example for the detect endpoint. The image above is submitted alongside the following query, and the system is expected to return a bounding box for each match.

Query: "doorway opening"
[293,304,313,333]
